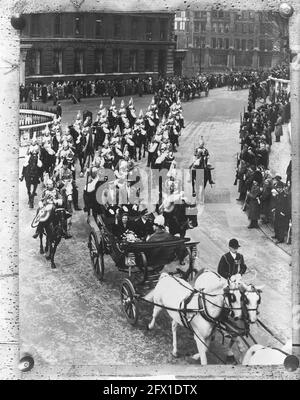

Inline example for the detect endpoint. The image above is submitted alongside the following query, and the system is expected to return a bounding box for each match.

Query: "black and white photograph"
[0,0,300,380]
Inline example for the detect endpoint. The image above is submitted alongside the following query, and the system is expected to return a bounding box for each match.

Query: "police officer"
[217,239,247,280]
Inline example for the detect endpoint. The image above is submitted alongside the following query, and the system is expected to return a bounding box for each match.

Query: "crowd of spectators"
[236,65,292,244]
[19,69,272,107]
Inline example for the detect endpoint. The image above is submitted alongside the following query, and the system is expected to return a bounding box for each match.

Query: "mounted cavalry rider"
[32,179,71,239]
[55,158,81,211]
[56,140,75,174]
[190,137,215,192]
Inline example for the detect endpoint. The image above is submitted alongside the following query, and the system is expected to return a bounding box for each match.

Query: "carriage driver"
[32,179,71,239]
[217,238,247,280]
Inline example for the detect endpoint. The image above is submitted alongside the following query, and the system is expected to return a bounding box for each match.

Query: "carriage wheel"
[120,278,139,326]
[89,231,105,281]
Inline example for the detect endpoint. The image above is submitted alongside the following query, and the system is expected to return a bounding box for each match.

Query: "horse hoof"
[226,355,237,365]
[40,249,44,255]
[172,352,179,359]
[45,255,51,260]
[51,264,56,269]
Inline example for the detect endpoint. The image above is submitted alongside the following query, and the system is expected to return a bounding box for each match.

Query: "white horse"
[193,270,264,363]
[145,272,240,365]
[242,341,292,365]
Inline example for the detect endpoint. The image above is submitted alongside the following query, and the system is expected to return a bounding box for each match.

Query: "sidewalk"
[259,123,292,256]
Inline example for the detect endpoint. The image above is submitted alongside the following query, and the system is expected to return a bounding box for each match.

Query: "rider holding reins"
[32,179,71,239]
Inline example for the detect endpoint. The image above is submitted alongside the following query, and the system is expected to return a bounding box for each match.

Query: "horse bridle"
[240,285,262,321]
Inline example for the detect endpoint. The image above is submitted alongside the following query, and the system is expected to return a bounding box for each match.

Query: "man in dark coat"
[146,215,186,265]
[217,238,247,280]
[272,186,290,243]
[132,213,154,240]
[247,180,262,228]
[56,102,62,119]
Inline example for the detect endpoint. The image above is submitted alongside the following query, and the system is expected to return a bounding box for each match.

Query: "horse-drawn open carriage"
[87,211,199,326]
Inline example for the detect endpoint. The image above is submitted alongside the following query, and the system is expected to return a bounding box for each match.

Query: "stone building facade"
[20,12,176,84]
[175,9,286,76]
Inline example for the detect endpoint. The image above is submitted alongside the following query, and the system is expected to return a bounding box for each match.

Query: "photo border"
[0,0,299,380]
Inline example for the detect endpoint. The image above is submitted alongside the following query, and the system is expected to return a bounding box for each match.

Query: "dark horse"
[20,153,43,208]
[38,207,70,269]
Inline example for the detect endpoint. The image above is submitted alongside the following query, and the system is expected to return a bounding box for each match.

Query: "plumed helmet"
[154,215,165,227]
[46,179,54,188]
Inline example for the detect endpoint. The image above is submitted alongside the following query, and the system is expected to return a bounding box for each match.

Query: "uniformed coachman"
[217,238,247,280]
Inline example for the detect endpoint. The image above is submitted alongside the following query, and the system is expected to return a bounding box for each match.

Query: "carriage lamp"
[10,14,26,30]
[279,3,294,19]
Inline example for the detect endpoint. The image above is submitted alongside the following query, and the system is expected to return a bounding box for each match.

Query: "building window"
[129,50,137,72]
[194,11,200,19]
[95,50,104,73]
[114,16,121,38]
[219,11,224,18]
[212,10,218,19]
[30,14,40,36]
[249,11,255,19]
[95,17,103,38]
[224,23,230,33]
[218,23,224,33]
[30,49,41,74]
[235,23,242,33]
[249,24,254,34]
[200,22,206,32]
[194,21,200,33]
[112,49,122,72]
[241,39,247,50]
[131,17,138,39]
[242,11,248,20]
[242,24,248,34]
[211,38,217,48]
[146,18,153,40]
[54,14,61,36]
[266,39,273,51]
[212,23,217,33]
[200,37,206,48]
[217,38,223,49]
[260,39,265,51]
[160,19,167,40]
[53,49,63,74]
[145,50,153,71]
[235,39,241,50]
[74,50,84,73]
[225,38,230,49]
[180,11,186,18]
[248,39,254,50]
[158,50,166,75]
[194,37,200,48]
[75,16,83,36]
[201,11,207,18]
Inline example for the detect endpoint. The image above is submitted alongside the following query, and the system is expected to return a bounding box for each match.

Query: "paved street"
[19,88,292,369]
